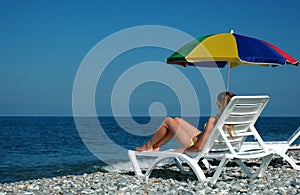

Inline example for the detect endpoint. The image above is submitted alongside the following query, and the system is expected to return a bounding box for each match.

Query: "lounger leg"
[176,156,207,182]
[202,158,215,170]
[292,156,300,164]
[234,159,253,178]
[137,153,207,181]
[278,152,300,170]
[210,156,228,184]
[128,150,143,176]
[174,157,195,175]
[255,155,272,178]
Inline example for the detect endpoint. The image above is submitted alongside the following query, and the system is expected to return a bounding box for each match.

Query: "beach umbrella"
[167,31,299,91]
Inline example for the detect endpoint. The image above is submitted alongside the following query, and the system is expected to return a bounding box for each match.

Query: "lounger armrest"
[287,126,300,145]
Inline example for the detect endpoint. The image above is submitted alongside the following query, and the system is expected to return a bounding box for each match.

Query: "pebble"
[1,151,300,194]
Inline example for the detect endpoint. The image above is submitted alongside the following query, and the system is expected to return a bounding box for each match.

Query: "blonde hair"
[217,91,236,139]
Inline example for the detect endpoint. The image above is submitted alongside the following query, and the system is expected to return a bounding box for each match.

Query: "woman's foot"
[135,142,151,151]
[135,143,160,151]
[152,147,160,151]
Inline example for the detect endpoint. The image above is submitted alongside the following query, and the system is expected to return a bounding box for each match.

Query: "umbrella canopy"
[167,31,299,91]
[167,32,299,68]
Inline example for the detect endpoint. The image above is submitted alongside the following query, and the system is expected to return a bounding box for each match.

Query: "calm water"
[0,116,299,184]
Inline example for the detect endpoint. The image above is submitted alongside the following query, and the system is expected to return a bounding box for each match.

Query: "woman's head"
[217,91,236,112]
[217,91,236,139]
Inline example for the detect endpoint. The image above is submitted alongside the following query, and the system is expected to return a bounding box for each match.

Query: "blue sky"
[1,0,300,116]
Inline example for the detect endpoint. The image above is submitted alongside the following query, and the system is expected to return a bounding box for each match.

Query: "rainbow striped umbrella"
[167,31,299,90]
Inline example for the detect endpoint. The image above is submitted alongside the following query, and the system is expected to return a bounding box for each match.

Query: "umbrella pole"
[226,62,231,92]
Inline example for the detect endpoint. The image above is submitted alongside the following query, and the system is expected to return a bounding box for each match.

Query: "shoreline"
[1,151,300,194]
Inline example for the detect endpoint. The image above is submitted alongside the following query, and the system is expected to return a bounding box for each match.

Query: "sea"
[1,116,300,184]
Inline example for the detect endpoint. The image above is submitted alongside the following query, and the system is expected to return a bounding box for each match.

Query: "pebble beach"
[1,151,300,195]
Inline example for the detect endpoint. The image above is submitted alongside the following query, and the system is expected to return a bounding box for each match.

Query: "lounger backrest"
[201,96,269,154]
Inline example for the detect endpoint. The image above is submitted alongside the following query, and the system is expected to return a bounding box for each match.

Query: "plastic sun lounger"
[128,96,274,184]
[241,126,300,170]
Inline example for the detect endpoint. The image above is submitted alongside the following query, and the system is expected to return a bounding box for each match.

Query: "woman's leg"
[135,117,176,151]
[171,117,201,147]
[152,117,192,149]
[174,117,201,137]
[136,117,201,151]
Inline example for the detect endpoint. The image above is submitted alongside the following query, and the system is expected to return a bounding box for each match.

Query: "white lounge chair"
[242,126,300,170]
[128,96,274,183]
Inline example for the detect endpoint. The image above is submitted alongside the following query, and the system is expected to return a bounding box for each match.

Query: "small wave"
[103,157,175,173]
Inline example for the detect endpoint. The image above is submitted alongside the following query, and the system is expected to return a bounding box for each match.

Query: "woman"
[135,91,236,153]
